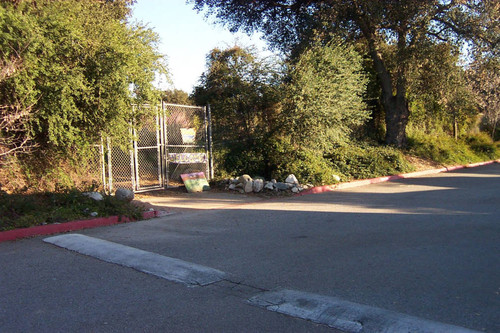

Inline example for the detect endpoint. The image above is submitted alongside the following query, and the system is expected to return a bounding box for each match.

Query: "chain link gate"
[93,103,213,193]
[163,103,212,186]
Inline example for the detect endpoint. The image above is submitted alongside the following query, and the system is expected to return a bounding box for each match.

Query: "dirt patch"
[405,155,443,171]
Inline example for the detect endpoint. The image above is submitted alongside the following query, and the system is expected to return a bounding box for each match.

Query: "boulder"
[253,179,264,192]
[264,182,274,190]
[332,174,341,182]
[228,184,237,191]
[285,174,299,184]
[115,188,134,202]
[274,182,290,190]
[83,192,103,201]
[291,186,299,193]
[238,174,253,184]
[244,180,254,193]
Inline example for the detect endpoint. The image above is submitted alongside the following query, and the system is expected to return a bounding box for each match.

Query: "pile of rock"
[225,174,310,194]
[83,188,135,202]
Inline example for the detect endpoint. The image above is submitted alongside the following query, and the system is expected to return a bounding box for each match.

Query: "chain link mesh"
[89,104,210,192]
[83,144,105,191]
[164,104,209,185]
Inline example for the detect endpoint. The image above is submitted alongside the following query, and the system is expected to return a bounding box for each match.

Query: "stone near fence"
[238,174,253,184]
[274,182,290,191]
[264,182,274,190]
[253,179,264,192]
[115,188,134,202]
[244,180,254,193]
[83,192,104,201]
[285,174,299,184]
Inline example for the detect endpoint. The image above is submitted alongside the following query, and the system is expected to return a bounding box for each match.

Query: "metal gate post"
[160,101,167,188]
[155,106,163,188]
[99,137,107,194]
[132,125,140,191]
[106,137,113,193]
[163,101,170,188]
[206,104,214,180]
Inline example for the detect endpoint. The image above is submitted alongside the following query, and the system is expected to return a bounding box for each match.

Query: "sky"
[131,0,271,93]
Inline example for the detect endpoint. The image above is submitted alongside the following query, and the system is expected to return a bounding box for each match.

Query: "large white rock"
[253,179,264,192]
[238,174,253,184]
[285,174,299,184]
[83,192,103,201]
[244,180,254,193]
[115,188,134,202]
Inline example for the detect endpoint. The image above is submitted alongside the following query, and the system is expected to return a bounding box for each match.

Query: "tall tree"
[467,57,499,139]
[283,39,369,151]
[0,0,165,162]
[192,0,499,147]
[192,45,282,176]
[407,43,477,138]
[193,45,281,142]
[163,89,193,105]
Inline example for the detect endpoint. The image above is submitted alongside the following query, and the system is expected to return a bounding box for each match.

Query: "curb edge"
[0,210,161,243]
[298,159,499,196]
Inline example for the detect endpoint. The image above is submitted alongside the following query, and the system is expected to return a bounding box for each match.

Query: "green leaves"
[0,0,165,159]
[283,39,369,151]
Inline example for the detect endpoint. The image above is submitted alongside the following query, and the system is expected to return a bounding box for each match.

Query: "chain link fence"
[87,103,213,193]
[164,103,210,186]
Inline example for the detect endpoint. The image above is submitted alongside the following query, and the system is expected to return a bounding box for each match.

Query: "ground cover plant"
[0,189,143,232]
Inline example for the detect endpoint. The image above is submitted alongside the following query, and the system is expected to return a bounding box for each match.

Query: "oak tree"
[192,0,499,147]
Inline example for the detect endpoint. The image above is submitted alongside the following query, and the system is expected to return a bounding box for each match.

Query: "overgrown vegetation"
[188,0,499,185]
[407,132,500,165]
[0,1,499,232]
[0,0,165,167]
[0,189,143,232]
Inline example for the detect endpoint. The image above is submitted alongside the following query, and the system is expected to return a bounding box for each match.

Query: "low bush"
[0,189,143,231]
[326,144,414,180]
[407,131,499,165]
[464,133,499,159]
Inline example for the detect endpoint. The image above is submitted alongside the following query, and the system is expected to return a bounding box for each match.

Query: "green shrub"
[464,133,499,159]
[212,141,269,180]
[407,131,498,164]
[327,144,414,180]
[0,189,143,231]
[272,147,340,185]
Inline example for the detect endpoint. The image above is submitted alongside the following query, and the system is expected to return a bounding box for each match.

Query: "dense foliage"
[192,46,282,177]
[0,0,165,162]
[283,39,369,150]
[192,0,498,147]
[0,189,143,231]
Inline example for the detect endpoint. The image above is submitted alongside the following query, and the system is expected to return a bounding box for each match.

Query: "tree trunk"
[384,93,409,147]
[360,24,410,148]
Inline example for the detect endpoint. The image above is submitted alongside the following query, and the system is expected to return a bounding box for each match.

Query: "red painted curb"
[0,210,160,243]
[298,159,499,197]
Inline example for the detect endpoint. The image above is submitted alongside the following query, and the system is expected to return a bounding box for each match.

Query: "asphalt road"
[1,164,499,332]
